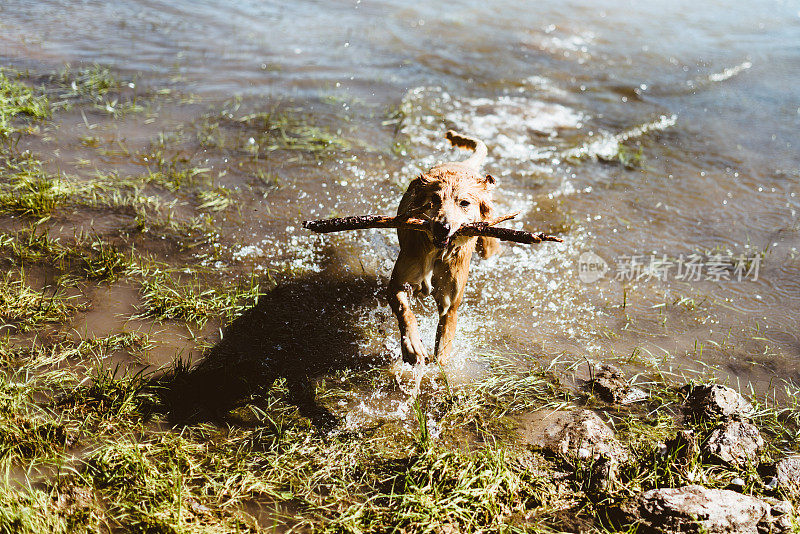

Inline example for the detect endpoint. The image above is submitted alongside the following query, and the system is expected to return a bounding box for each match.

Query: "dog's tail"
[445,130,487,171]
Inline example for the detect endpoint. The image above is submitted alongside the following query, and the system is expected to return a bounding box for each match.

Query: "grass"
[54,63,144,117]
[0,153,216,244]
[2,312,799,532]
[0,271,84,333]
[0,227,135,283]
[0,159,75,222]
[132,267,262,327]
[198,100,351,160]
[0,68,50,141]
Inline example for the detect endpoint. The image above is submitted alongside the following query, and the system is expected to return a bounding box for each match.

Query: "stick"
[302,213,563,245]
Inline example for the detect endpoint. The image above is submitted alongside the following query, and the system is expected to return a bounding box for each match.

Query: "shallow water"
[2,0,799,422]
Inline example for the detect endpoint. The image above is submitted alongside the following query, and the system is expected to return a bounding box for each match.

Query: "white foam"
[398,86,584,166]
[522,75,569,97]
[707,61,752,83]
[559,114,677,161]
[523,29,594,63]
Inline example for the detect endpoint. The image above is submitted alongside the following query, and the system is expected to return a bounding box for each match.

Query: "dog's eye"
[429,196,441,207]
[459,199,471,208]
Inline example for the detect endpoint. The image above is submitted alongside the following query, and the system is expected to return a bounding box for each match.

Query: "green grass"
[133,267,261,326]
[0,227,135,283]
[55,64,144,116]
[0,159,75,222]
[0,272,84,333]
[0,68,50,140]
[198,101,350,160]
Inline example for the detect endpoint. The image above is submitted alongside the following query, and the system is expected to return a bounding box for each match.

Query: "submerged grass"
[0,227,135,283]
[198,100,351,160]
[0,68,50,140]
[54,63,144,117]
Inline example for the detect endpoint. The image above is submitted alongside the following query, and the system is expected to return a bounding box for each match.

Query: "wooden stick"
[302,213,563,244]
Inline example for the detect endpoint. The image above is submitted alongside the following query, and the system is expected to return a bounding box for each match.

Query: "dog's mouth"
[430,223,453,249]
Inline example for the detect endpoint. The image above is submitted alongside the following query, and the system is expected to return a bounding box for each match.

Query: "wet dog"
[388,130,499,365]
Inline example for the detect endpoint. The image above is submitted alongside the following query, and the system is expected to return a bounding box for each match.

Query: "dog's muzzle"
[430,221,453,248]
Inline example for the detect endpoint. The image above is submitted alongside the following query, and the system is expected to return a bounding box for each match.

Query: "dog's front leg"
[388,282,428,365]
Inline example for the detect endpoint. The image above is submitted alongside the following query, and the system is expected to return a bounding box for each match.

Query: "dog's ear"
[482,174,496,191]
[409,173,435,190]
[479,197,494,219]
[400,174,435,216]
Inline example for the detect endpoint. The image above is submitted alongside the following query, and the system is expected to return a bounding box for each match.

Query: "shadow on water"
[158,251,389,431]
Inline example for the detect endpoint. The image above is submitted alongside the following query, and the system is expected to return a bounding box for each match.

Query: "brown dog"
[388,130,499,365]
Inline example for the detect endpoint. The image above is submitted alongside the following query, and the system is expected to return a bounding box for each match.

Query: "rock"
[774,457,800,497]
[703,420,764,467]
[519,409,629,491]
[684,384,753,423]
[760,498,797,534]
[519,409,629,464]
[623,485,770,534]
[581,363,648,404]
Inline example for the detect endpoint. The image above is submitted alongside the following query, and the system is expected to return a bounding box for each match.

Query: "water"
[2,0,799,421]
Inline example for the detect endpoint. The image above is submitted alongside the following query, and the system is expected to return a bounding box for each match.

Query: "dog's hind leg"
[433,296,461,365]
[475,236,500,259]
[433,251,471,364]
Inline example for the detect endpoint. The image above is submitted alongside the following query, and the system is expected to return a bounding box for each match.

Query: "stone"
[581,363,648,404]
[703,420,764,467]
[519,409,630,491]
[684,384,753,423]
[624,485,770,534]
[519,409,629,465]
[774,457,800,497]
[760,498,797,534]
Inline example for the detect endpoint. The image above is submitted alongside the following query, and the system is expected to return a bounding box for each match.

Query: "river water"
[2,0,799,422]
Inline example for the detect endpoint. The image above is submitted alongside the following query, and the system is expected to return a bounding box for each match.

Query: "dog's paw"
[401,335,428,366]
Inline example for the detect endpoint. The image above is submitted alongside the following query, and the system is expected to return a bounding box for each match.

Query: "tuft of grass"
[0,69,50,140]
[133,268,261,326]
[0,272,84,333]
[55,64,143,117]
[58,64,118,101]
[0,159,72,222]
[0,344,78,466]
[0,227,135,283]
[445,353,572,427]
[197,187,233,213]
[198,102,350,159]
[58,364,157,423]
[601,142,644,168]
[749,381,800,455]
[0,485,93,534]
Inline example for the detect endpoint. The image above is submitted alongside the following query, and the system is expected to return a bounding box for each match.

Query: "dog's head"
[407,165,496,249]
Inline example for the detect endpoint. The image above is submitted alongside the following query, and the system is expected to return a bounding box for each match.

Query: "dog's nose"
[431,221,451,246]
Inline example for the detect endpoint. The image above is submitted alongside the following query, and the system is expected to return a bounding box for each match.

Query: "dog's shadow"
[158,261,390,431]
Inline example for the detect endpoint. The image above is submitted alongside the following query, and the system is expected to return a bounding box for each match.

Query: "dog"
[388,130,499,366]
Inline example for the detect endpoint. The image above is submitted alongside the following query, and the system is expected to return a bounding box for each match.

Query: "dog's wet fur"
[388,130,499,365]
